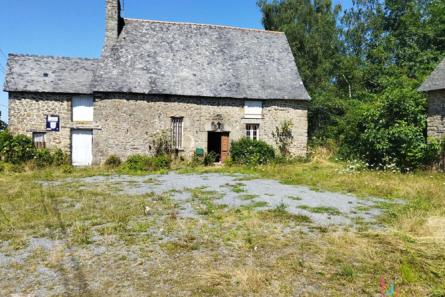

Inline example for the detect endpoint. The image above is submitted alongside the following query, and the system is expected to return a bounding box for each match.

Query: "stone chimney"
[104,0,124,51]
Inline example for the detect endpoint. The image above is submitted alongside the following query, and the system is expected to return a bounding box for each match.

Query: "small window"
[171,117,183,149]
[244,101,263,119]
[33,132,46,149]
[72,96,94,122]
[246,124,260,141]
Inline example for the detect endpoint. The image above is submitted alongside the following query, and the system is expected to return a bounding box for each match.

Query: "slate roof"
[4,54,98,94]
[4,20,310,100]
[95,19,309,100]
[419,58,445,92]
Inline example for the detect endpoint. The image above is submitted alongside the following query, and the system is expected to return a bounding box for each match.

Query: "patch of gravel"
[42,172,399,227]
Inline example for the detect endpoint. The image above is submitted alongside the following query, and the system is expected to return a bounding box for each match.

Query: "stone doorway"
[208,132,230,162]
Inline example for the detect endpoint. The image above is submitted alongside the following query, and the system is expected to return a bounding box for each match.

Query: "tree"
[257,0,445,170]
[0,120,6,131]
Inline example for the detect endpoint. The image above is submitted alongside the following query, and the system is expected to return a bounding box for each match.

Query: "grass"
[0,159,444,296]
[298,205,342,216]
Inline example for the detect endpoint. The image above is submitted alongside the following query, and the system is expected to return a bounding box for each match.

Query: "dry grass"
[0,161,444,296]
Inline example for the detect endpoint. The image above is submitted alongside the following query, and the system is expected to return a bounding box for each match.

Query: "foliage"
[0,120,7,131]
[272,120,294,156]
[340,77,438,171]
[1,133,35,164]
[52,149,68,166]
[257,0,342,94]
[33,148,68,168]
[121,154,171,172]
[151,130,174,157]
[203,152,218,166]
[230,138,275,165]
[34,149,54,168]
[0,130,13,153]
[258,0,445,170]
[104,155,122,168]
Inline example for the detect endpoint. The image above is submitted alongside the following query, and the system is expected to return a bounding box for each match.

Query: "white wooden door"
[72,130,93,166]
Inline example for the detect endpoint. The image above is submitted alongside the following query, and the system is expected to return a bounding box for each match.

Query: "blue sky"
[0,0,351,123]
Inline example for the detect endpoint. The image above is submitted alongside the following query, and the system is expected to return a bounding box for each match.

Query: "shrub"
[152,155,171,170]
[104,155,122,168]
[230,138,275,165]
[203,152,217,166]
[151,130,173,157]
[122,155,152,171]
[34,149,54,168]
[190,153,203,167]
[62,164,74,174]
[1,134,36,164]
[341,77,434,171]
[0,130,13,154]
[53,149,68,166]
[0,120,7,131]
[272,120,294,156]
[122,154,171,171]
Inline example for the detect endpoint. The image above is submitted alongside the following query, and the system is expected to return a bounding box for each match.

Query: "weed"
[299,205,342,216]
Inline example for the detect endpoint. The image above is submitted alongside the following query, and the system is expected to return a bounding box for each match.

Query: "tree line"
[258,0,445,170]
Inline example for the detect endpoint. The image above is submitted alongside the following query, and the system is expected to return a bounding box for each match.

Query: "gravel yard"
[0,167,442,297]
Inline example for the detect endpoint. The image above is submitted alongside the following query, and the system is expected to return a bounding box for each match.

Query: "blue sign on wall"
[46,115,60,132]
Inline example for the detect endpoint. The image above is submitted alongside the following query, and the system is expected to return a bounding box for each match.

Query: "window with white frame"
[72,96,94,122]
[32,132,46,149]
[171,117,183,149]
[246,124,260,140]
[244,100,263,119]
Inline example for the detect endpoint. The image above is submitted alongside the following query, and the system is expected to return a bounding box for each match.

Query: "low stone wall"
[427,90,445,138]
[8,92,308,165]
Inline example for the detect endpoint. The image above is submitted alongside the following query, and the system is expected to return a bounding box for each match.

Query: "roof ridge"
[8,53,99,61]
[124,18,284,35]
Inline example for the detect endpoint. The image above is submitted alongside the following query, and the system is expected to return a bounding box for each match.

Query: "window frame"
[244,100,263,119]
[246,124,260,141]
[171,117,184,150]
[72,95,94,122]
[32,132,46,149]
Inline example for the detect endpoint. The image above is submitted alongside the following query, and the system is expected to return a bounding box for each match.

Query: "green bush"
[203,152,217,166]
[53,149,68,166]
[1,134,36,164]
[152,155,171,170]
[341,77,435,171]
[230,138,275,165]
[35,149,54,168]
[104,155,122,168]
[122,154,171,171]
[0,130,13,153]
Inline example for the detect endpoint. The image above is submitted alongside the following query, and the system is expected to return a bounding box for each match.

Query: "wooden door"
[72,130,93,166]
[220,133,230,163]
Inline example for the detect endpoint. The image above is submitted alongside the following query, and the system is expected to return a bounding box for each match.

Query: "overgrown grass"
[0,160,444,296]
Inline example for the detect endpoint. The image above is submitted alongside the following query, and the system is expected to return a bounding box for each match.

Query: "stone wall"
[427,90,445,138]
[94,94,308,164]
[8,92,72,152]
[8,92,308,165]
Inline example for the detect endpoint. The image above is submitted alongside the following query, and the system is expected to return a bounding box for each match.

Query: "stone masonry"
[8,92,72,152]
[427,90,445,138]
[94,94,307,164]
[8,92,307,165]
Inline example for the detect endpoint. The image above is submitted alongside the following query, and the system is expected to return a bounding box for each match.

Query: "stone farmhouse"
[420,58,445,139]
[3,0,310,166]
